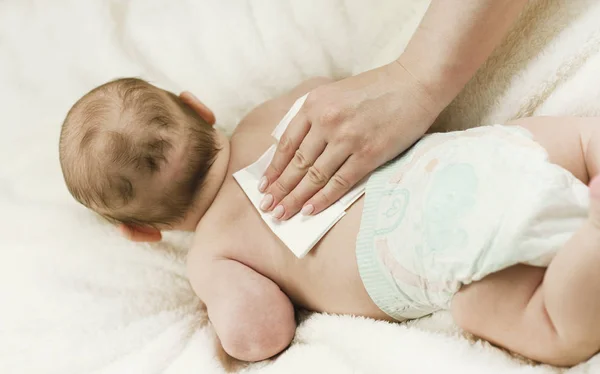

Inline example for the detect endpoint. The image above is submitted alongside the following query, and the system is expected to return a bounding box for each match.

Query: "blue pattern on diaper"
[374,189,410,236]
[422,163,478,256]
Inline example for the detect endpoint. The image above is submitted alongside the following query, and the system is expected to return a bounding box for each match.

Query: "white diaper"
[355,125,589,320]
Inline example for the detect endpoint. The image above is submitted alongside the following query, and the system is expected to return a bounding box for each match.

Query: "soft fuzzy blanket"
[2,0,600,373]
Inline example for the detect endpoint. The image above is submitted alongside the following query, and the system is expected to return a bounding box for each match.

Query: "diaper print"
[374,189,410,236]
[421,163,478,256]
[355,125,578,320]
[376,238,453,293]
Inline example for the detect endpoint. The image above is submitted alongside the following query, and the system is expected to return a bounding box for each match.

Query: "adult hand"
[259,60,445,220]
[258,0,529,221]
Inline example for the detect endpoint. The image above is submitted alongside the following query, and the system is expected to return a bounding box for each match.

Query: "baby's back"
[191,83,390,320]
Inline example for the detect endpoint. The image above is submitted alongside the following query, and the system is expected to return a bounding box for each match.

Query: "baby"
[59,77,600,367]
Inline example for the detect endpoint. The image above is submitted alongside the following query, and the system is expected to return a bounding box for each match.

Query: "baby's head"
[59,78,227,241]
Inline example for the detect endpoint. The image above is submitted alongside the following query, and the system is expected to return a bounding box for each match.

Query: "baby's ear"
[118,224,162,243]
[179,91,216,126]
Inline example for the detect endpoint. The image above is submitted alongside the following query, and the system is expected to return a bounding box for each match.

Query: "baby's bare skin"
[190,79,389,318]
[188,78,600,365]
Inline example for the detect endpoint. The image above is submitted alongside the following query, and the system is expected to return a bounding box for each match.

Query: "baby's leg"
[506,116,600,183]
[452,178,600,366]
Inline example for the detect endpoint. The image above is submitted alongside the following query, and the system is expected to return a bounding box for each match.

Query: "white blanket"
[2,0,600,373]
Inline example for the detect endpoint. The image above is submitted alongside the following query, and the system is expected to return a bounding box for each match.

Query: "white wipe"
[233,94,366,258]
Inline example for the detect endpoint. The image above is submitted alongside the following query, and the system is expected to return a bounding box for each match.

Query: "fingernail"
[260,194,273,211]
[301,204,314,216]
[258,176,268,192]
[272,205,285,219]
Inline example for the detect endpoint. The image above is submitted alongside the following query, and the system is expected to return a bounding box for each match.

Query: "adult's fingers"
[303,155,371,216]
[260,131,326,212]
[271,145,351,220]
[261,112,310,193]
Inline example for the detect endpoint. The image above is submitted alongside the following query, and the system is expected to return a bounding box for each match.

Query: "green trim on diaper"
[355,159,409,321]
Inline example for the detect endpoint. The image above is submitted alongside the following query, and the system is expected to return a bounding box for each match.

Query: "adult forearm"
[399,0,528,108]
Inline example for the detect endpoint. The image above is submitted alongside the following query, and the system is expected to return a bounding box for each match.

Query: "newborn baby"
[59,77,600,367]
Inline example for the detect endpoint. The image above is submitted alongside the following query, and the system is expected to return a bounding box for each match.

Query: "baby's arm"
[187,252,296,362]
[506,116,600,183]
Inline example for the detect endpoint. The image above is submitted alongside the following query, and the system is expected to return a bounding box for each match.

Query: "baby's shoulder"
[191,205,250,260]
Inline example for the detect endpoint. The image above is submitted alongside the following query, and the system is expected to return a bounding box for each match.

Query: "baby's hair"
[59,78,218,227]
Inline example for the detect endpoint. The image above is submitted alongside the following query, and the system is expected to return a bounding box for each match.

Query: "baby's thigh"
[451,265,545,338]
[505,116,597,183]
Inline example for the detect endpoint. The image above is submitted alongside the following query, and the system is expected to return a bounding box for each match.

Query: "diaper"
[356,125,589,320]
